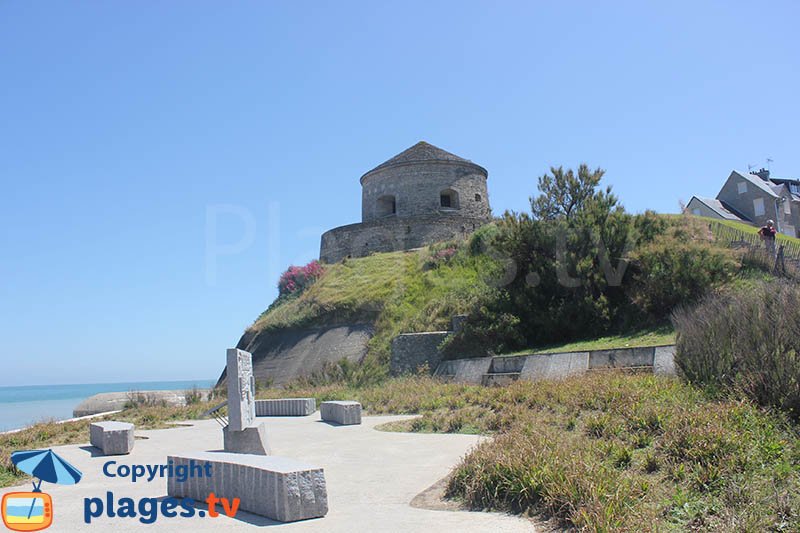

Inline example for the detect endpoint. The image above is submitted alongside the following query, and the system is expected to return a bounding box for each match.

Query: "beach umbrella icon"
[10,449,82,520]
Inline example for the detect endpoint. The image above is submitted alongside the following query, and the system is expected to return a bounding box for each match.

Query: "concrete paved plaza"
[7,415,534,532]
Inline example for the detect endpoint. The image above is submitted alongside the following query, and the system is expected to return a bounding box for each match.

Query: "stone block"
[90,421,135,455]
[255,398,317,417]
[654,345,677,376]
[520,352,589,380]
[167,451,327,522]
[223,422,270,456]
[320,401,362,425]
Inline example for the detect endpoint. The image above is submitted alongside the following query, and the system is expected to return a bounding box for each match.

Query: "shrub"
[183,386,203,405]
[277,260,325,297]
[628,240,737,319]
[673,280,800,420]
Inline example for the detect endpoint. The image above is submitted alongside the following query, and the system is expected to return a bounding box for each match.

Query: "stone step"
[481,372,521,387]
[489,356,526,374]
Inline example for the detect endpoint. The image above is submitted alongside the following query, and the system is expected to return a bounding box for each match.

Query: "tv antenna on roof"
[747,163,755,172]
[766,158,774,171]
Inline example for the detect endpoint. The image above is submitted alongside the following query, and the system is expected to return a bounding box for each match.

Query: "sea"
[0,380,216,432]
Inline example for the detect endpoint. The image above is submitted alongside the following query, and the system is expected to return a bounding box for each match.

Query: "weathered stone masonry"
[320,141,492,263]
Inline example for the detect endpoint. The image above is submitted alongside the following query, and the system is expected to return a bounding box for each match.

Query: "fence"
[705,219,800,264]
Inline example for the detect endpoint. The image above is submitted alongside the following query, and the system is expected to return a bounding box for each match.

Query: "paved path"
[6,415,534,532]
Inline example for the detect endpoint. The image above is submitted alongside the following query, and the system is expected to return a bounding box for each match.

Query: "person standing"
[758,220,777,255]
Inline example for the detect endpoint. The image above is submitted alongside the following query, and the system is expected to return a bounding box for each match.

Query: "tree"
[530,164,616,221]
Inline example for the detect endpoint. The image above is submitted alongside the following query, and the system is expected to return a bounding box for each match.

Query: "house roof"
[689,196,750,221]
[361,141,486,182]
[731,170,779,198]
[769,177,800,201]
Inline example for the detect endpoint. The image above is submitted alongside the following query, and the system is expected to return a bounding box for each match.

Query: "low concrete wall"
[654,345,677,376]
[434,357,493,384]
[435,345,676,384]
[390,332,449,375]
[520,352,589,380]
[588,347,655,369]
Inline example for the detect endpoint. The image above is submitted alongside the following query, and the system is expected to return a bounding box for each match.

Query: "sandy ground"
[5,415,535,532]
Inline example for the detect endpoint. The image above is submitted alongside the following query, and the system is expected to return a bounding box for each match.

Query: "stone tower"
[320,141,492,263]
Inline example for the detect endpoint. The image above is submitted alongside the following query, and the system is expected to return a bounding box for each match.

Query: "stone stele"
[224,348,269,455]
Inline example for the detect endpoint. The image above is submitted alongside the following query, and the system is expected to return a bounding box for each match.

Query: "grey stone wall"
[320,214,486,264]
[361,160,491,222]
[390,331,449,375]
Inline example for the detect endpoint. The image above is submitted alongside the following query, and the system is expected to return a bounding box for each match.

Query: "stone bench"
[167,451,327,522]
[320,401,362,425]
[255,398,316,417]
[90,421,135,455]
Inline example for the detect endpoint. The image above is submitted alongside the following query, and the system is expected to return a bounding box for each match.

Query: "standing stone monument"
[223,348,270,455]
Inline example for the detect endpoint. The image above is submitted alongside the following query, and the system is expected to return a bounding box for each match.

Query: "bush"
[628,240,737,319]
[278,260,324,296]
[673,280,800,420]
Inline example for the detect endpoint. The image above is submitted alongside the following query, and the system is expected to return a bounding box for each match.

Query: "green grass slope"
[248,245,501,367]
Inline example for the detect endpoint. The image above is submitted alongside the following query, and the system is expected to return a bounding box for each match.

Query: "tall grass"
[258,374,800,531]
[673,279,800,420]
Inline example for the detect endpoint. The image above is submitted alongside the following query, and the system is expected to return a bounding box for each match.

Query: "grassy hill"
[245,214,758,376]
[248,245,501,370]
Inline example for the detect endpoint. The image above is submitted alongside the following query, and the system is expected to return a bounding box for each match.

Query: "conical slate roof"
[361,141,484,182]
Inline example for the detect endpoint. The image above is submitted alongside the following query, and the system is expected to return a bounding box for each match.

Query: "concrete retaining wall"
[588,347,655,369]
[434,357,493,384]
[520,352,589,380]
[218,325,373,388]
[435,345,676,384]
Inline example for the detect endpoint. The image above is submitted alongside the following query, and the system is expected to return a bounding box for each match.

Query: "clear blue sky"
[1,2,797,386]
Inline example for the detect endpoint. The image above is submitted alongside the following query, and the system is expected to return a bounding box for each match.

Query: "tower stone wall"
[320,141,492,263]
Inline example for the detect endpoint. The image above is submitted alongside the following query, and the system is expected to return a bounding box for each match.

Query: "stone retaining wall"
[320,214,486,264]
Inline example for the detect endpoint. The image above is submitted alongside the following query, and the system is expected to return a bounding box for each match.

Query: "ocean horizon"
[0,379,216,432]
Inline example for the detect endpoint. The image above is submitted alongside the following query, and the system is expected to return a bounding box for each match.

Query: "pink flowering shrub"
[423,246,458,270]
[278,260,325,296]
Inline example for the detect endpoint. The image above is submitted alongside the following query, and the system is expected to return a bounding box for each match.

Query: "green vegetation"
[674,279,800,421]
[444,169,738,356]
[0,400,220,489]
[3,371,798,531]
[259,374,800,531]
[507,325,676,355]
[249,244,502,370]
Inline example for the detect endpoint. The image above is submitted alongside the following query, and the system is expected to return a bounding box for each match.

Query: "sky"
[1,1,798,386]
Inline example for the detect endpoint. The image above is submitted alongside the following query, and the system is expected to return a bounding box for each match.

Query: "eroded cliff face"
[215,324,373,388]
